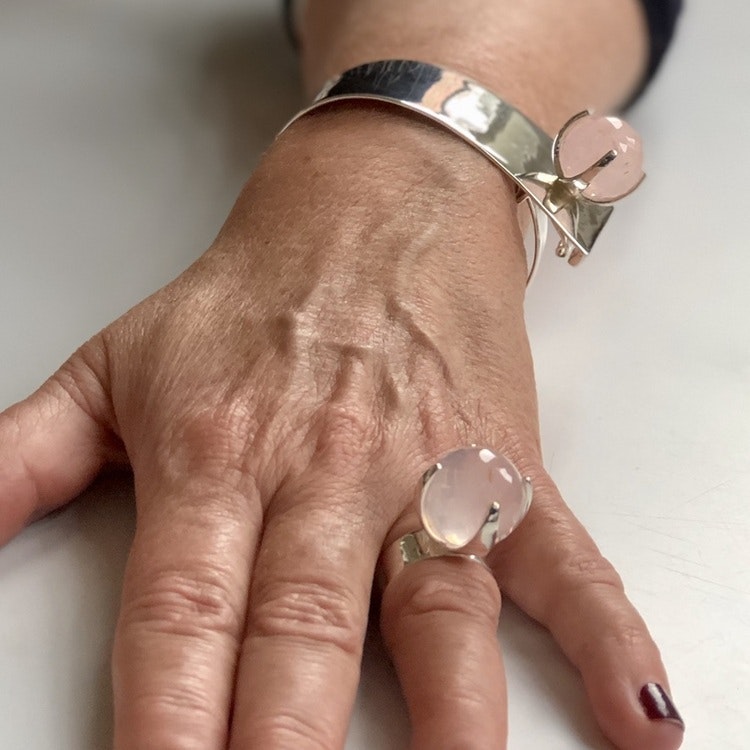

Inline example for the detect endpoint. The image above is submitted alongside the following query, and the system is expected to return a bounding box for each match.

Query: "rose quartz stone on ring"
[420,447,531,551]
[556,114,644,202]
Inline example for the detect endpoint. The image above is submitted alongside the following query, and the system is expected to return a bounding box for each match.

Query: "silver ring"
[382,446,533,581]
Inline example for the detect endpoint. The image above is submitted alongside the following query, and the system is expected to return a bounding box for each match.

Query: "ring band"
[382,446,533,582]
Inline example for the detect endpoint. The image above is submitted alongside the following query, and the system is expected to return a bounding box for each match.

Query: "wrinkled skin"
[0,110,682,750]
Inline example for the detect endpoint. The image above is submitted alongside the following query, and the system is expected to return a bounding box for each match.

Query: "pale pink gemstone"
[557,114,644,202]
[420,447,529,551]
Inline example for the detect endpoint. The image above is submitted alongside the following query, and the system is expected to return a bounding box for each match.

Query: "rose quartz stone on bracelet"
[557,114,644,202]
[420,447,530,551]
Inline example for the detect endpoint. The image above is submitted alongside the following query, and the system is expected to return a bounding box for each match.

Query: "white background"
[1,1,748,748]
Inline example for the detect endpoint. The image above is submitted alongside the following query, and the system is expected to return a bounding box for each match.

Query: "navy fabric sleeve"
[281,0,683,101]
[632,0,684,101]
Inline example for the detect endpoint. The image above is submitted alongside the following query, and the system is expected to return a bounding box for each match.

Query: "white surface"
[1,2,748,748]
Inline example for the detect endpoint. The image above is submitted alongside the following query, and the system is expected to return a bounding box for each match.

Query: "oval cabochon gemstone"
[420,447,530,550]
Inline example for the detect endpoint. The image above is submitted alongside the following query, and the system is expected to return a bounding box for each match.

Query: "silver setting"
[479,501,502,550]
[281,60,643,284]
[420,462,440,488]
[399,529,489,570]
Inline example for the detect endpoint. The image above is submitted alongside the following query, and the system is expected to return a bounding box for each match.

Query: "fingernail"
[639,683,685,729]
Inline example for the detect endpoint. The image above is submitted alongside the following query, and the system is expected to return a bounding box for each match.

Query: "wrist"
[277,104,519,213]
[219,104,528,311]
[299,0,648,132]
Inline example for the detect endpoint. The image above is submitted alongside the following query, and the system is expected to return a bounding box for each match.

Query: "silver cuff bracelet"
[282,60,645,284]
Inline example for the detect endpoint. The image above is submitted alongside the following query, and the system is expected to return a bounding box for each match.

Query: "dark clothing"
[640,0,684,84]
[281,0,683,104]
[631,0,684,103]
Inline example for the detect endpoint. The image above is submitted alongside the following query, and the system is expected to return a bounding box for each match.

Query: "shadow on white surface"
[502,602,616,750]
[0,476,134,748]
[347,628,410,749]
[70,475,136,749]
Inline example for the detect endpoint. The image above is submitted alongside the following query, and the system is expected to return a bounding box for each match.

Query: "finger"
[490,473,685,750]
[229,468,383,749]
[0,344,121,543]
[380,556,507,750]
[113,468,261,750]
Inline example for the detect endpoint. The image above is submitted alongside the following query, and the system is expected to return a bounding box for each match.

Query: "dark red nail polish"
[639,683,684,728]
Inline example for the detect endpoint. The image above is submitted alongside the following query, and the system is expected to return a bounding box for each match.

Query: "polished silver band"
[282,60,644,285]
[379,530,491,587]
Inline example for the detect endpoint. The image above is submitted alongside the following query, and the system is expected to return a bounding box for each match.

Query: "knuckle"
[561,552,624,593]
[606,621,651,652]
[176,403,254,458]
[574,620,653,665]
[243,710,333,750]
[542,550,625,625]
[392,566,501,629]
[127,689,222,743]
[249,575,364,657]
[461,411,541,475]
[496,428,542,475]
[121,567,244,641]
[520,469,564,515]
[314,401,382,468]
[48,360,105,426]
[56,337,109,395]
[155,403,257,485]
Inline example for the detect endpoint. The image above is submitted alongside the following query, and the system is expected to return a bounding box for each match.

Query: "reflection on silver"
[479,501,501,550]
[398,529,489,570]
[443,84,500,134]
[282,60,640,284]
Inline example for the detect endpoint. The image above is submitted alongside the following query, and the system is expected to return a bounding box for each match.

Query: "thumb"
[0,337,124,544]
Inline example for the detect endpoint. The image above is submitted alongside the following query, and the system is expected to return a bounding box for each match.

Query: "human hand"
[0,108,683,749]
